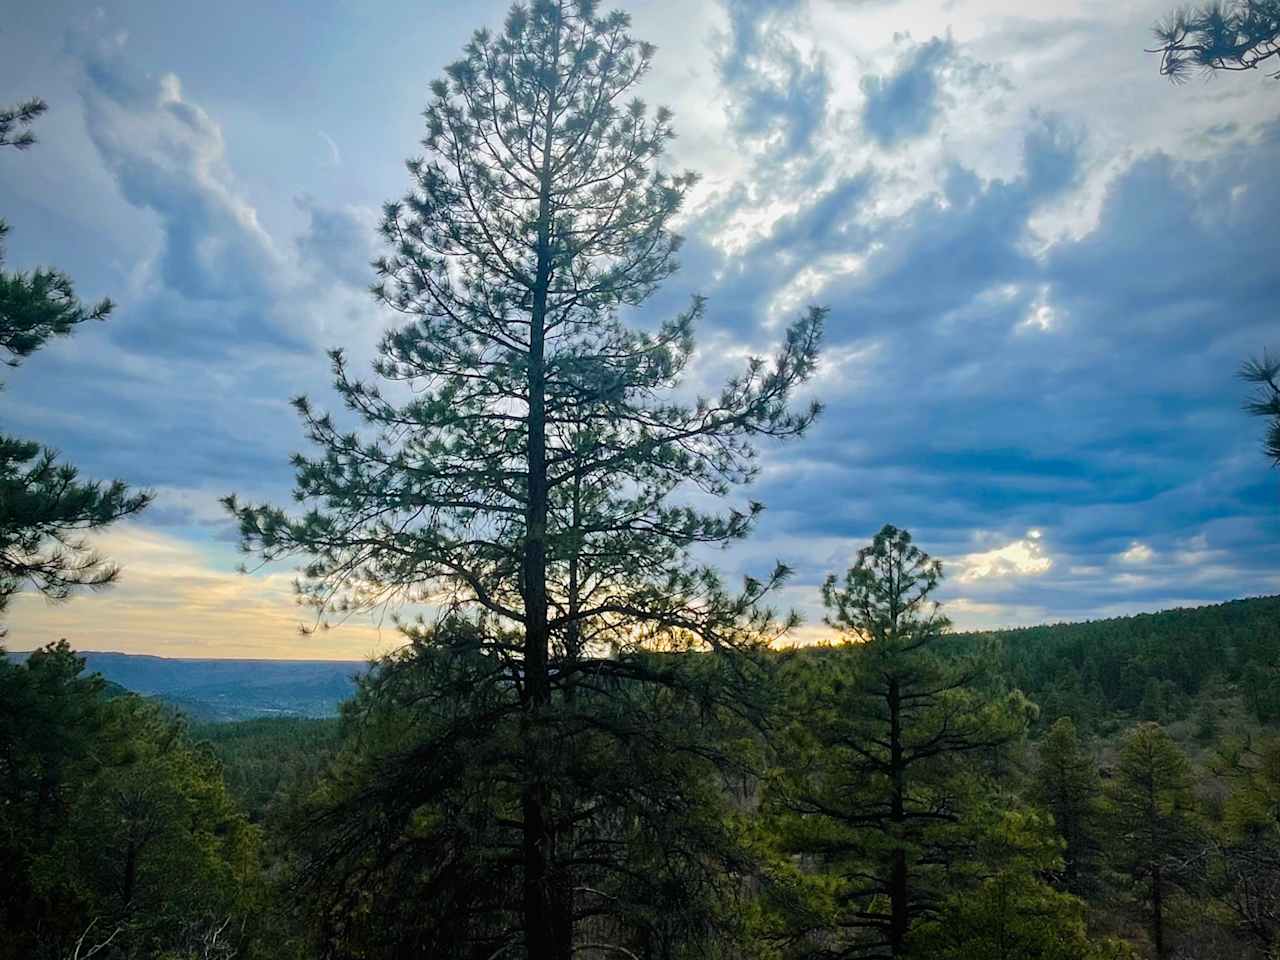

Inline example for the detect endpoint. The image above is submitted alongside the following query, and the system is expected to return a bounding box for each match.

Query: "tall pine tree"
[764,525,1031,958]
[226,3,822,956]
[1105,723,1202,960]
[1033,717,1104,896]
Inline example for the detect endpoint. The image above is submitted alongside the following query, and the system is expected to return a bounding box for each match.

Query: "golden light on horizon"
[4,523,401,661]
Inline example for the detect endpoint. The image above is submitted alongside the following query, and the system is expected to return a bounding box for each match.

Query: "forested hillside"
[195,717,341,821]
[968,595,1280,730]
[5,588,1278,959]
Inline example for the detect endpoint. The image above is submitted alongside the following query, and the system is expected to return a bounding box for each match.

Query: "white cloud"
[318,130,342,167]
[77,50,282,303]
[1118,541,1155,565]
[957,533,1053,582]
[1019,285,1062,332]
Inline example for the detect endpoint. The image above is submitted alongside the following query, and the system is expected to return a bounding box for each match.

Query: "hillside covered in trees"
[5,587,1279,959]
[965,595,1280,732]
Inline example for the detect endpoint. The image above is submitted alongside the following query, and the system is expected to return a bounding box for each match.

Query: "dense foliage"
[5,591,1280,958]
[0,643,266,960]
[963,595,1280,731]
[275,633,765,958]
[194,717,341,822]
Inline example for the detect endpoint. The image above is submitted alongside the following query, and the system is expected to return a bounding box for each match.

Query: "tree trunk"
[521,16,571,957]
[1151,862,1165,959]
[122,839,138,911]
[521,241,558,958]
[889,677,909,956]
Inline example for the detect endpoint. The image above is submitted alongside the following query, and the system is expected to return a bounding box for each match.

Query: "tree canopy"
[0,643,264,960]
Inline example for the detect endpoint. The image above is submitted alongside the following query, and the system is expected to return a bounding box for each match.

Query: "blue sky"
[2,0,1278,658]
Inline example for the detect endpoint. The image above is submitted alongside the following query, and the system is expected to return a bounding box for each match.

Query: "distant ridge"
[7,649,367,722]
[956,593,1280,636]
[9,595,1277,722]
[43,650,366,666]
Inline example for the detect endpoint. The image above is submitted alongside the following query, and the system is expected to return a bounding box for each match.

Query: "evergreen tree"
[909,809,1132,960]
[1240,351,1280,477]
[1149,1,1280,81]
[0,644,263,960]
[1105,723,1203,960]
[226,4,822,956]
[1033,717,1104,896]
[764,525,1031,958]
[48,699,263,959]
[291,628,764,959]
[0,98,150,624]
[1207,737,1280,951]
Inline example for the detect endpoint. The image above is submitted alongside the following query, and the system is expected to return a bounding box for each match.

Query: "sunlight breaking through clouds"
[1119,541,1156,565]
[957,530,1053,583]
[8,524,396,660]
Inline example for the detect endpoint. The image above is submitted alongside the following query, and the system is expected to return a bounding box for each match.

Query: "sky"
[2,0,1278,660]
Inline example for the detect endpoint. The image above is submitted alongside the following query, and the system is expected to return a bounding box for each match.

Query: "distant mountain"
[15,593,1277,726]
[8,650,367,722]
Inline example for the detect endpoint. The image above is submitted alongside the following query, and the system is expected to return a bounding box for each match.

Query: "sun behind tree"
[226,2,823,956]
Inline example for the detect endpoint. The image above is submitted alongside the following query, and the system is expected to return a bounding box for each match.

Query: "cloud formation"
[860,35,957,146]
[716,0,831,157]
[0,0,1277,657]
[959,532,1053,583]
